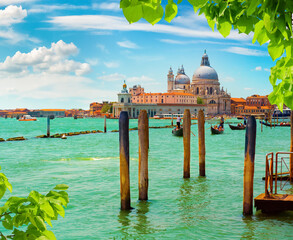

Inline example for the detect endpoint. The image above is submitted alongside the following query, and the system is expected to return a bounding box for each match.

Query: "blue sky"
[0,0,273,109]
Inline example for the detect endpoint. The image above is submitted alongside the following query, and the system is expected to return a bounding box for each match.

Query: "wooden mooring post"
[243,116,256,216]
[171,114,173,126]
[104,115,107,133]
[198,110,205,177]
[289,111,293,182]
[47,116,50,137]
[261,119,263,132]
[119,111,131,210]
[138,110,148,200]
[183,109,191,178]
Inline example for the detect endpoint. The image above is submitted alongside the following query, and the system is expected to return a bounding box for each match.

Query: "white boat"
[18,115,37,121]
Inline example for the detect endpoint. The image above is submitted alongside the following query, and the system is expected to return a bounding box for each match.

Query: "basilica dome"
[192,51,218,81]
[175,65,190,84]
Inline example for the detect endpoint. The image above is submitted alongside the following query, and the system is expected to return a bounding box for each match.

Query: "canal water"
[0,117,292,239]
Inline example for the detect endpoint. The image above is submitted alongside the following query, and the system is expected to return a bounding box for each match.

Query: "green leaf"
[41,230,56,240]
[40,201,55,218]
[219,1,228,17]
[2,214,13,230]
[188,0,208,8]
[217,18,232,38]
[264,12,273,32]
[28,190,41,204]
[247,0,260,16]
[165,2,178,23]
[177,0,183,3]
[0,184,6,200]
[123,4,143,23]
[252,20,264,44]
[142,4,164,25]
[34,216,47,232]
[206,16,215,31]
[4,180,12,193]
[54,184,69,191]
[52,203,65,218]
[268,41,284,61]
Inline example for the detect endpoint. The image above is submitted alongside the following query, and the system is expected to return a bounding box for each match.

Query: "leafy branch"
[120,0,293,110]
[0,167,69,240]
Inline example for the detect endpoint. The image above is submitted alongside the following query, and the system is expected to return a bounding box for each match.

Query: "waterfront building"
[29,109,66,117]
[113,81,206,118]
[129,50,231,115]
[231,98,246,115]
[246,95,272,107]
[89,102,103,116]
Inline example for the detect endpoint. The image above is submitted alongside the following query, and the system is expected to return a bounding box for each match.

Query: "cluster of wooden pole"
[198,110,206,177]
[119,110,149,210]
[104,115,107,133]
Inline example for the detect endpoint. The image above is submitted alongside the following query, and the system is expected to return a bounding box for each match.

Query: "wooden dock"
[255,193,293,213]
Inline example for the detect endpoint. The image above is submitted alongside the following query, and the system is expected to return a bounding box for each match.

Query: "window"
[121,98,124,103]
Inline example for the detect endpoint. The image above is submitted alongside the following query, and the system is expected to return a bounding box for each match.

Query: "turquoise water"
[0,117,292,239]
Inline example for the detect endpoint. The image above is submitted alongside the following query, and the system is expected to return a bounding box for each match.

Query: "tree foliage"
[120,0,293,111]
[197,97,204,104]
[101,103,111,113]
[0,167,69,239]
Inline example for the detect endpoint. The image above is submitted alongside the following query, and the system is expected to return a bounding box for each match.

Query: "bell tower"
[167,67,174,92]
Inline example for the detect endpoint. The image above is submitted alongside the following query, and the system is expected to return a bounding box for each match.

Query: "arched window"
[121,98,124,103]
[209,100,216,104]
[225,101,227,111]
[210,87,213,94]
[196,87,199,94]
[207,87,209,94]
[128,98,130,103]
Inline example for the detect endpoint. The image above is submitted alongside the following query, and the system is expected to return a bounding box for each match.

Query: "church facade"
[166,51,231,115]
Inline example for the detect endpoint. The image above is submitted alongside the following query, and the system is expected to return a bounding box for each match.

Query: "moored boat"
[172,127,183,136]
[211,126,224,134]
[229,124,246,130]
[261,121,291,127]
[18,115,37,121]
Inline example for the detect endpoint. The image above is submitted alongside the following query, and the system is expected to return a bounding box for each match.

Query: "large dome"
[193,66,218,80]
[193,51,218,81]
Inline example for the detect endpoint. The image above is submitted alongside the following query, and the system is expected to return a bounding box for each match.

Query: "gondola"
[172,127,183,136]
[260,121,291,127]
[211,126,224,135]
[229,124,246,130]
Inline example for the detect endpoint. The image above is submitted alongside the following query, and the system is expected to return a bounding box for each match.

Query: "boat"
[261,121,291,127]
[172,127,183,136]
[229,124,246,130]
[211,126,224,134]
[18,115,37,121]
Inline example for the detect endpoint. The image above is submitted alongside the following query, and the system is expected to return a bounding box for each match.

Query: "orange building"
[231,98,246,115]
[131,92,198,104]
[246,95,272,107]
[89,102,103,116]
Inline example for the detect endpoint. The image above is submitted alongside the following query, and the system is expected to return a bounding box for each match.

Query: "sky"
[0,0,274,109]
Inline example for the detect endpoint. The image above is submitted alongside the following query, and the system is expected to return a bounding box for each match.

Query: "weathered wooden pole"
[198,109,206,177]
[147,112,149,149]
[47,116,50,137]
[261,120,263,132]
[171,114,173,126]
[119,111,131,210]
[138,110,149,200]
[183,109,191,178]
[104,115,107,133]
[243,116,256,216]
[290,111,293,182]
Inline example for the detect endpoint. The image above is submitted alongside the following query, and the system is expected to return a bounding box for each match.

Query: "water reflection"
[117,201,156,238]
[241,216,255,239]
[178,177,210,226]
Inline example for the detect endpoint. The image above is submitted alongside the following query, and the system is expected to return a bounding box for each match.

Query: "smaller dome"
[175,74,190,84]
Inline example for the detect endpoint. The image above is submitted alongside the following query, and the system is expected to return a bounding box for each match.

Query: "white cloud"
[0,72,115,101]
[264,68,270,72]
[0,40,90,75]
[255,66,262,71]
[48,15,251,41]
[127,75,156,84]
[86,58,99,66]
[117,40,138,49]
[104,61,119,68]
[92,3,120,11]
[98,73,126,82]
[160,39,194,44]
[28,4,89,13]
[0,0,35,6]
[223,47,267,56]
[244,87,253,91]
[0,5,27,26]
